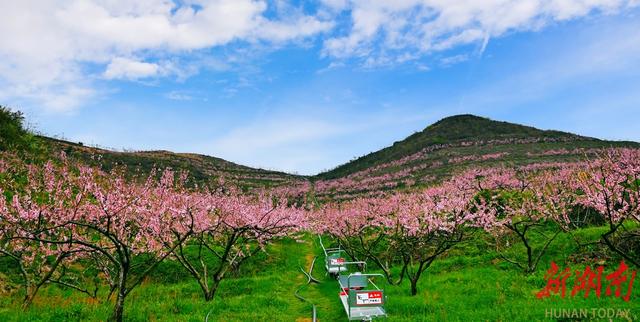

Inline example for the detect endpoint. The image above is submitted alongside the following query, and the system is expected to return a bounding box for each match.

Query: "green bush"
[0,106,29,151]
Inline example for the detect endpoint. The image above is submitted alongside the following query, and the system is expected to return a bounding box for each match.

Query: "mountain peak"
[412,114,585,143]
[316,114,594,180]
[433,114,487,123]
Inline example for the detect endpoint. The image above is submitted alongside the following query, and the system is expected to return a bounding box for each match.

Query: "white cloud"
[257,16,334,42]
[321,0,638,64]
[0,0,637,111]
[321,0,350,11]
[0,0,332,111]
[103,58,162,80]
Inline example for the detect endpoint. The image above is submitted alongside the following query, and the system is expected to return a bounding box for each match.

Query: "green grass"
[1,226,638,321]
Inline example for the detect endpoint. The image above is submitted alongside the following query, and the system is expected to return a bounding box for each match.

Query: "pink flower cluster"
[447,152,510,164]
[309,148,640,241]
[0,155,306,315]
[526,147,605,157]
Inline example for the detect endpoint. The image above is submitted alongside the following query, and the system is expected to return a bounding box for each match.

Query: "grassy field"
[0,226,638,321]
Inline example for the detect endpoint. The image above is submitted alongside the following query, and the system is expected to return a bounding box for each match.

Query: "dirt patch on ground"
[295,317,316,322]
[304,253,315,270]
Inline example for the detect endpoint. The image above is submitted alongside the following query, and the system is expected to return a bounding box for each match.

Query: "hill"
[309,114,639,200]
[317,114,590,180]
[2,107,639,196]
[0,106,303,190]
[43,137,304,190]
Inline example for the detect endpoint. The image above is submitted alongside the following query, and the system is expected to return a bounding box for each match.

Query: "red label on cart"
[355,291,383,305]
[330,258,345,265]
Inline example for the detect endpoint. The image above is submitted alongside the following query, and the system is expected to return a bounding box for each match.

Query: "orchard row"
[0,148,638,321]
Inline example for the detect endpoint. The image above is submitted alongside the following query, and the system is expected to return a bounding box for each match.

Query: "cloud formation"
[0,0,637,111]
[103,58,162,80]
[321,0,637,64]
[0,0,332,111]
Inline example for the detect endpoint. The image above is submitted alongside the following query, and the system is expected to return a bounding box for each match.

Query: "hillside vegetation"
[0,106,303,190]
[0,107,43,155]
[317,114,588,180]
[43,137,304,190]
[2,107,639,197]
[308,115,639,200]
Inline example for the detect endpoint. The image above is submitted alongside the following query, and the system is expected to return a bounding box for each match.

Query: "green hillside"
[309,114,639,200]
[3,107,639,196]
[43,137,304,190]
[318,114,600,180]
[0,106,303,190]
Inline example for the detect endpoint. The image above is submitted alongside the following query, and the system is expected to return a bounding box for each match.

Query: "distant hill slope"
[317,114,591,180]
[3,106,639,196]
[310,115,639,200]
[42,137,304,190]
[0,105,303,191]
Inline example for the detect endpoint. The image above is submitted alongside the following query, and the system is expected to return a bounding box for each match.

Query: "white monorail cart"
[319,236,387,321]
[319,235,348,277]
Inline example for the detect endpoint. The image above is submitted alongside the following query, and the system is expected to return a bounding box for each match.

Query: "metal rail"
[294,255,320,322]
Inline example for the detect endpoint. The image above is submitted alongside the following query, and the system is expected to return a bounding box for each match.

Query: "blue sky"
[1,1,640,175]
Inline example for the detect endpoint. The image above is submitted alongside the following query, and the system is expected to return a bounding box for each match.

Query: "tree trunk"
[200,284,211,301]
[110,263,128,322]
[410,278,419,296]
[21,286,39,310]
[408,260,427,296]
[602,231,640,268]
[110,289,126,322]
[20,253,67,310]
[205,277,223,302]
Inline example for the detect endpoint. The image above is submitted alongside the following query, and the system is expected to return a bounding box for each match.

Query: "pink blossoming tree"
[169,190,305,301]
[577,149,640,267]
